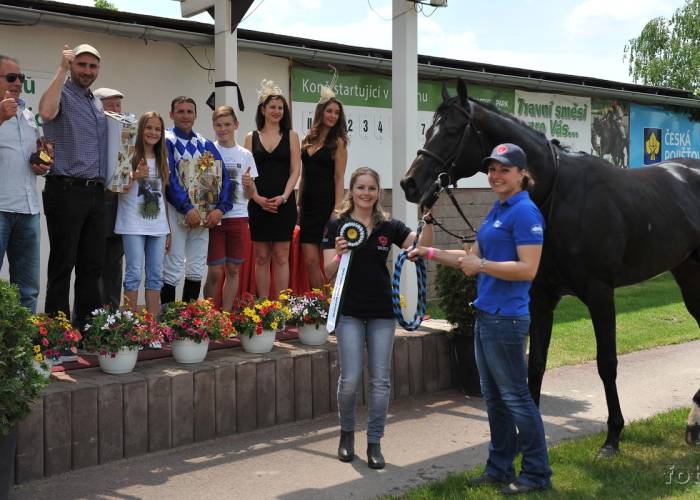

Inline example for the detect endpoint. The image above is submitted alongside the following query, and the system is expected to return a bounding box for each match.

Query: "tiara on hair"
[257,79,283,104]
[318,65,339,104]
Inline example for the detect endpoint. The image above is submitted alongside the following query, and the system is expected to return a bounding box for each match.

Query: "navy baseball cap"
[482,143,527,169]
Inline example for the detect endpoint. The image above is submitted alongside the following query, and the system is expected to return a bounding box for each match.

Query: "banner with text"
[629,104,700,167]
[513,90,591,153]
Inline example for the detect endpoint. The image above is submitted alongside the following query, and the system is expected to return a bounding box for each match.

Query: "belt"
[47,175,103,188]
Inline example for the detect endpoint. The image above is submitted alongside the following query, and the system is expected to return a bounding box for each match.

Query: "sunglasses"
[1,73,27,83]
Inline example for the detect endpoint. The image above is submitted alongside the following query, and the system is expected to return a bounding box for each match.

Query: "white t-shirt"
[115,158,170,236]
[216,142,258,219]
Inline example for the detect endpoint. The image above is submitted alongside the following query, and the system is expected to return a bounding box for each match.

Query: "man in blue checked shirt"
[161,96,232,305]
[0,54,47,313]
[39,43,108,342]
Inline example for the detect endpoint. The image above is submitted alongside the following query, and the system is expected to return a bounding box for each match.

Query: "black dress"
[300,145,335,244]
[248,130,297,242]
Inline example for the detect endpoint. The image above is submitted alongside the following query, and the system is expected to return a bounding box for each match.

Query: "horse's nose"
[400,176,420,203]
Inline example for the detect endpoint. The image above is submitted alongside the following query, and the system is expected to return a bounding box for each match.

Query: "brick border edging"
[14,320,453,483]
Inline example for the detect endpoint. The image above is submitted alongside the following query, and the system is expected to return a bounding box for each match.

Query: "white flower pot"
[171,338,210,364]
[98,346,139,374]
[240,329,275,354]
[32,360,52,379]
[298,323,329,346]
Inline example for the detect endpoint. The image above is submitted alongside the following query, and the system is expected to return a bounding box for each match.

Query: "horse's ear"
[457,79,468,106]
[441,82,450,102]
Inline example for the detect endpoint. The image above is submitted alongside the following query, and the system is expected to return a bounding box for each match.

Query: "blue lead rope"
[392,221,428,331]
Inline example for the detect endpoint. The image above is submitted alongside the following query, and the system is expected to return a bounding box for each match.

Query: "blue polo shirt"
[474,190,544,316]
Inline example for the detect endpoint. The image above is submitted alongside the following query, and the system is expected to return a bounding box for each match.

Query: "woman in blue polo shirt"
[410,143,551,495]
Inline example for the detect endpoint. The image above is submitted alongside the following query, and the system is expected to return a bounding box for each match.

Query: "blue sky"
[65,0,685,84]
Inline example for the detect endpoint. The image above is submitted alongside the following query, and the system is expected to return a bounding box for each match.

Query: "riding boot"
[337,431,354,462]
[367,442,385,469]
[182,279,201,302]
[161,283,176,306]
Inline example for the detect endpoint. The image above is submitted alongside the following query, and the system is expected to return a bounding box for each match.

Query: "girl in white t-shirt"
[203,106,258,311]
[115,111,171,319]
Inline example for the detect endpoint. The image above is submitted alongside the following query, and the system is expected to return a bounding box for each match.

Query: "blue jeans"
[474,311,552,488]
[336,315,395,444]
[0,212,40,312]
[122,234,167,291]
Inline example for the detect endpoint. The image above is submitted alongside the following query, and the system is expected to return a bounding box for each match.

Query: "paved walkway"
[11,340,700,500]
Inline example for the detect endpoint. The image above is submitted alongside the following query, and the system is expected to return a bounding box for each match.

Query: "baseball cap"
[482,143,527,169]
[93,87,123,100]
[73,44,101,60]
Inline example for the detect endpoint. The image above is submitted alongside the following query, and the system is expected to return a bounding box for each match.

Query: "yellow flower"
[34,353,44,362]
[33,345,41,354]
[270,321,278,330]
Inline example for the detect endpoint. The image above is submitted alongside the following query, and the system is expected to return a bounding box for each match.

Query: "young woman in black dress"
[243,80,301,298]
[298,96,348,288]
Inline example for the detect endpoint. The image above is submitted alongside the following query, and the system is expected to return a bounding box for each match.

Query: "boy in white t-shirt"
[203,106,258,311]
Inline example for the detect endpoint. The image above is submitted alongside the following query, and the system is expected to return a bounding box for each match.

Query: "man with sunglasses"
[39,44,108,340]
[0,55,46,313]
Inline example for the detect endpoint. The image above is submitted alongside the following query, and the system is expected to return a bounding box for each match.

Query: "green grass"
[427,273,699,369]
[393,408,700,499]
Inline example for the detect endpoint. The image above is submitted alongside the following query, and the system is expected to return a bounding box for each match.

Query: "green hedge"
[434,264,477,335]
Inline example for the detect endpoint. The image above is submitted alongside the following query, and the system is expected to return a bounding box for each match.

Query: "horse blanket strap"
[392,220,428,331]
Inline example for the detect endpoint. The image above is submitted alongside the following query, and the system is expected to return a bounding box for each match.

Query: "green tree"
[94,0,118,10]
[625,0,700,94]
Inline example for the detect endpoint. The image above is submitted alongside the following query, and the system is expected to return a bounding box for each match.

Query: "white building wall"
[0,24,290,311]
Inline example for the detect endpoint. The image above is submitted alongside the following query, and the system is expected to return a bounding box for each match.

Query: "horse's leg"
[670,257,700,445]
[585,283,624,457]
[527,283,561,407]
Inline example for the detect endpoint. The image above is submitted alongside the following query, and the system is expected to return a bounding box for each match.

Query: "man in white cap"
[39,43,108,346]
[93,86,125,309]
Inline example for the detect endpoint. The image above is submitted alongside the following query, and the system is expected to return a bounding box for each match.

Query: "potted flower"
[83,307,163,374]
[161,299,235,363]
[0,281,48,496]
[283,287,331,346]
[30,311,82,374]
[232,293,287,354]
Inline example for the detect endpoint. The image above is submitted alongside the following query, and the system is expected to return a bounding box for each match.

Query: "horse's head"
[401,80,485,206]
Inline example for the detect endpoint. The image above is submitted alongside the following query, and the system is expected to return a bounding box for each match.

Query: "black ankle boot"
[161,283,176,306]
[367,442,385,469]
[337,431,354,462]
[182,279,201,302]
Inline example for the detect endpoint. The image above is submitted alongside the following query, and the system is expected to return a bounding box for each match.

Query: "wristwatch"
[479,258,486,272]
[281,194,287,204]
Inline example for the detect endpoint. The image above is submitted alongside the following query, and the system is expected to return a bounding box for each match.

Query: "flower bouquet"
[161,299,234,363]
[232,293,288,353]
[83,307,164,374]
[30,311,82,369]
[282,286,332,345]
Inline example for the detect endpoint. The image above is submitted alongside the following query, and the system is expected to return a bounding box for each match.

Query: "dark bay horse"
[401,80,700,456]
[592,114,627,167]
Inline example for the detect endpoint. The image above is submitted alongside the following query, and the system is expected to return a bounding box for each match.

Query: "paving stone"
[71,386,98,469]
[422,334,439,393]
[98,383,123,464]
[194,370,216,442]
[123,380,148,457]
[436,333,453,390]
[294,354,312,420]
[408,336,424,396]
[275,357,294,425]
[215,365,237,436]
[236,362,257,433]
[15,400,43,483]
[256,360,276,428]
[171,372,194,447]
[393,336,410,399]
[43,391,71,475]
[311,351,330,418]
[147,376,171,452]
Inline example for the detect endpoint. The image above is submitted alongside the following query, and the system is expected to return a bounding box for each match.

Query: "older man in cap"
[39,43,108,345]
[93,86,125,309]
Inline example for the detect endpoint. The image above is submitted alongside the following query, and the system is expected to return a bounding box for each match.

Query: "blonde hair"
[337,167,388,227]
[131,111,169,186]
[212,105,238,123]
